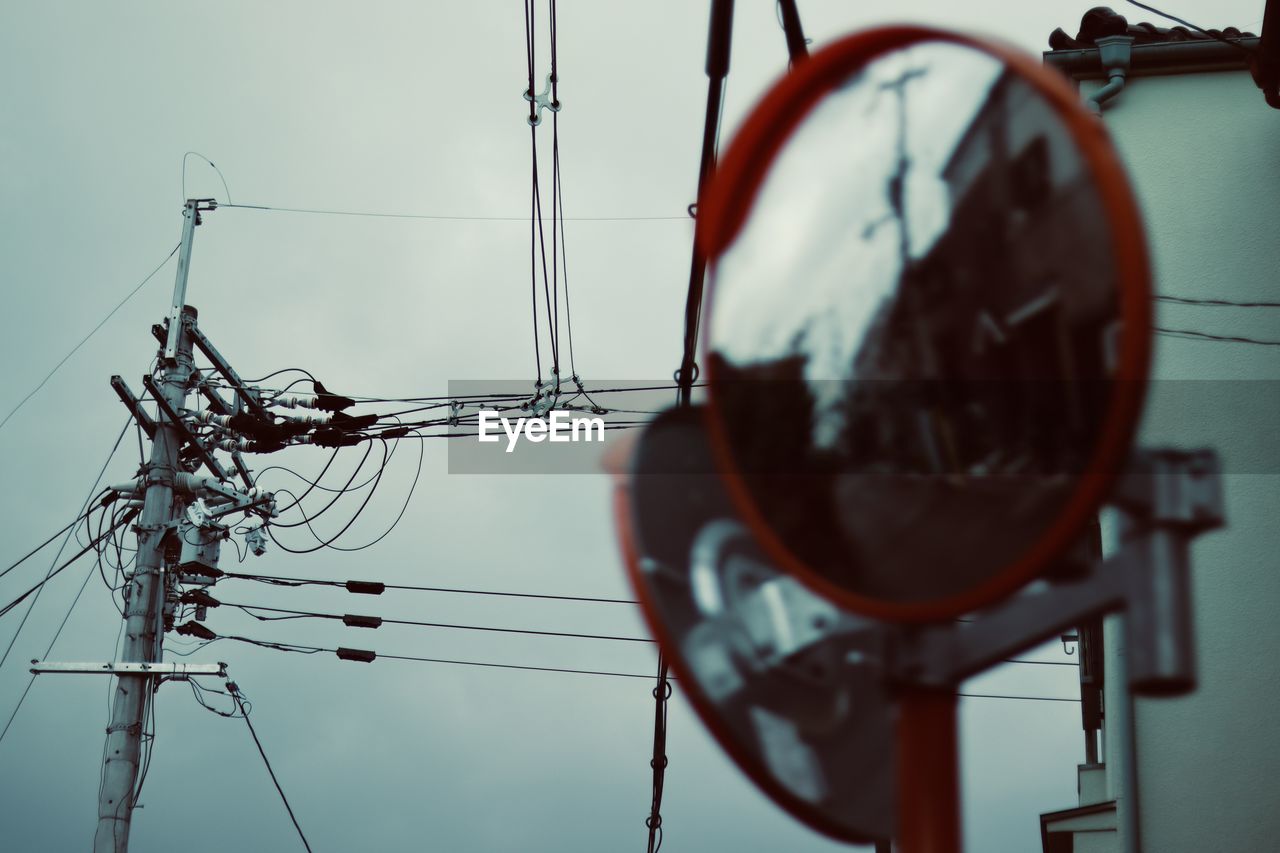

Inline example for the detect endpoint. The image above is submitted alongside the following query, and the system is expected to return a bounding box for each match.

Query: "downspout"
[1088,34,1135,114]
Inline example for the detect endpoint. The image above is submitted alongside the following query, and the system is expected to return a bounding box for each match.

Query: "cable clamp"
[523,73,561,126]
[571,374,609,415]
[525,370,561,417]
[672,363,700,386]
[140,462,177,486]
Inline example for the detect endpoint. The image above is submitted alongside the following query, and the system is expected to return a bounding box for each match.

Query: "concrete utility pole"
[94,201,200,852]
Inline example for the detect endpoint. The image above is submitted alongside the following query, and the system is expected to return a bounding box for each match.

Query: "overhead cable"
[220,570,637,604]
[0,245,179,434]
[959,692,1080,703]
[0,519,126,750]
[1155,326,1280,346]
[1157,294,1280,307]
[219,633,661,679]
[0,420,131,670]
[221,202,686,222]
[227,682,314,853]
[224,601,652,643]
[0,512,136,625]
[1122,1,1256,54]
[0,504,104,583]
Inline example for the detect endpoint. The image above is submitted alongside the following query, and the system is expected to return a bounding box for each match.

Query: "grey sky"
[0,2,1265,851]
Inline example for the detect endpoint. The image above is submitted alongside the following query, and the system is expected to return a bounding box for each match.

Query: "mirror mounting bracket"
[884,446,1222,693]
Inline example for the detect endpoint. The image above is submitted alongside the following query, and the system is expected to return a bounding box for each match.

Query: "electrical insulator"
[110,478,144,496]
[196,411,234,429]
[271,394,319,410]
[280,410,332,426]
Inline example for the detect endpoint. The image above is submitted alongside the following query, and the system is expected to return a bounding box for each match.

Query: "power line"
[0,421,131,671]
[227,682,313,853]
[281,428,424,555]
[0,511,136,625]
[1156,327,1280,346]
[1122,1,1256,54]
[224,601,653,643]
[266,441,390,554]
[221,633,661,679]
[0,674,37,749]
[269,442,378,529]
[959,692,1080,703]
[0,512,104,749]
[209,633,1077,694]
[1157,294,1280,308]
[220,570,637,604]
[1005,659,1078,667]
[199,380,697,404]
[221,202,688,222]
[211,573,1069,661]
[0,245,180,434]
[377,651,661,680]
[0,506,101,583]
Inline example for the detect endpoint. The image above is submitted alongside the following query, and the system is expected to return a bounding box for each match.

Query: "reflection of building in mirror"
[710,61,1127,602]
[846,69,1118,480]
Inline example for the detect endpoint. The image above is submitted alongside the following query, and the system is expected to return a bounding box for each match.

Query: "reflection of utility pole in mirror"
[862,65,928,256]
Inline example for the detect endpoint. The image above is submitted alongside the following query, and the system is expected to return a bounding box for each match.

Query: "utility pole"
[94,200,201,852]
[47,195,345,847]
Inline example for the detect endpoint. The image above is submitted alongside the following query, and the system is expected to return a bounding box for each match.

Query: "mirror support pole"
[881,448,1221,853]
[897,688,961,853]
[890,449,1220,691]
[678,0,734,407]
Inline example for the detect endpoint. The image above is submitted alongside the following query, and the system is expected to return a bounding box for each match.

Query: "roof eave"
[1045,37,1257,80]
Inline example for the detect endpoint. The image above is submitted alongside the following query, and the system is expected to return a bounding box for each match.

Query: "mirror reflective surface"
[621,407,895,843]
[707,41,1133,609]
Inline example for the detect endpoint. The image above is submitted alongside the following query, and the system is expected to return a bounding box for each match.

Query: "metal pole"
[163,201,199,364]
[897,689,961,853]
[677,0,733,408]
[776,0,809,65]
[1110,615,1144,853]
[94,202,199,852]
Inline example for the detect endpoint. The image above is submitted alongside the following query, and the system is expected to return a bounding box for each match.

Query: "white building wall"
[1086,69,1280,852]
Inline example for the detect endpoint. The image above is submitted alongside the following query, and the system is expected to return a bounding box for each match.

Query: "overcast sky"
[0,2,1266,851]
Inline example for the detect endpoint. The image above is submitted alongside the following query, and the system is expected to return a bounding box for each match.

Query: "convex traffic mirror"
[614,407,896,844]
[698,27,1151,622]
